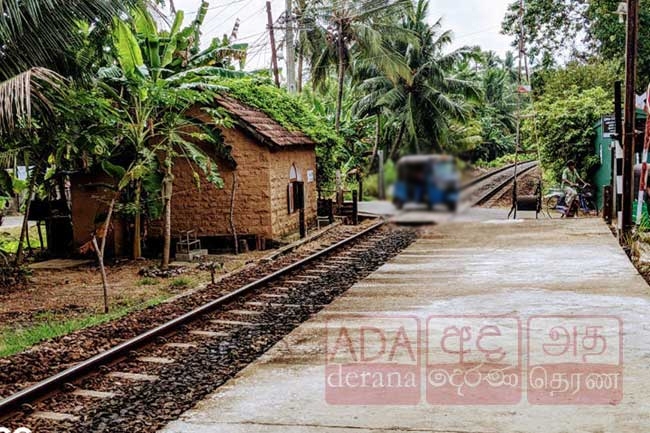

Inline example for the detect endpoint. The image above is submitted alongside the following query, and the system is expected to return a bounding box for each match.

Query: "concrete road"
[360,200,547,224]
[1,216,26,229]
[161,217,649,433]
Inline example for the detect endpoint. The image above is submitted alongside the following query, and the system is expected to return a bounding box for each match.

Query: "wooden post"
[358,173,363,203]
[335,169,343,209]
[352,190,359,225]
[297,181,306,238]
[299,208,306,238]
[614,80,623,222]
[604,185,613,225]
[622,0,639,237]
[266,1,280,87]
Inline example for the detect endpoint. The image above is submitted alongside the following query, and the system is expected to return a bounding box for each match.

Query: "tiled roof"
[215,95,316,148]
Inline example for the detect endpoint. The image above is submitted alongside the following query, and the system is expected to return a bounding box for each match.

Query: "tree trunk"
[335,21,346,132]
[92,236,110,314]
[15,167,38,266]
[95,196,116,314]
[161,173,173,269]
[366,114,381,174]
[229,172,239,255]
[389,120,406,162]
[101,196,117,258]
[133,180,142,259]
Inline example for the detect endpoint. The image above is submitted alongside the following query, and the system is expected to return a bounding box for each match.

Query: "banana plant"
[101,4,239,268]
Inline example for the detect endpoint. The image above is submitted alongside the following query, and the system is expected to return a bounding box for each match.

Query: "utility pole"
[285,0,297,93]
[613,81,623,224]
[511,0,525,219]
[266,1,280,87]
[622,0,639,237]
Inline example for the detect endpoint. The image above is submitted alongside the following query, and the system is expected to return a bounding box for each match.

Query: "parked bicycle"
[545,184,599,218]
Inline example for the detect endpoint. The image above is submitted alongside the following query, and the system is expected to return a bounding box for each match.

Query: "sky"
[170,0,514,70]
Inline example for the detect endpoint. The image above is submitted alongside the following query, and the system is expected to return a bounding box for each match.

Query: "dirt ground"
[0,220,365,356]
[0,252,267,332]
[485,166,543,208]
[461,165,490,183]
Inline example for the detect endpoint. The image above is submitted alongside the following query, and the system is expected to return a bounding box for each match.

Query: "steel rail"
[461,160,535,190]
[0,220,385,416]
[471,161,539,206]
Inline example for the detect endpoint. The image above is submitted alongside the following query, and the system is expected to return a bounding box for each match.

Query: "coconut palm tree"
[305,0,413,132]
[0,0,139,131]
[461,51,518,162]
[354,0,480,159]
[0,0,145,265]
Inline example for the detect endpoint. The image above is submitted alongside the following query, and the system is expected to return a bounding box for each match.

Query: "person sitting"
[562,160,587,217]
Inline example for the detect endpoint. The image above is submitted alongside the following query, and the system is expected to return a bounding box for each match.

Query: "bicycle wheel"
[579,198,599,218]
[545,196,563,218]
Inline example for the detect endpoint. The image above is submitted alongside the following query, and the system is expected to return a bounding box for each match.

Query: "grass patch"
[0,223,46,254]
[169,277,192,290]
[136,277,158,286]
[0,296,168,358]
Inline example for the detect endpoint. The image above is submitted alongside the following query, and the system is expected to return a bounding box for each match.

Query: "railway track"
[0,222,416,432]
[0,162,538,431]
[462,160,539,207]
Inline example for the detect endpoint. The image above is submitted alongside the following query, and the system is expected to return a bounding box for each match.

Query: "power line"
[202,0,259,36]
[454,25,502,41]
[182,0,249,17]
[236,30,269,42]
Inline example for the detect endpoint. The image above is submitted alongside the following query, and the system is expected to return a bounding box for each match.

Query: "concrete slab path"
[160,218,650,433]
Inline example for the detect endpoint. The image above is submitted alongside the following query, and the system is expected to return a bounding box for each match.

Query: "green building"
[592,110,647,210]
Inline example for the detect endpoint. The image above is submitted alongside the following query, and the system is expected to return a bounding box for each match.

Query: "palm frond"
[0,0,136,80]
[0,146,28,169]
[0,67,65,132]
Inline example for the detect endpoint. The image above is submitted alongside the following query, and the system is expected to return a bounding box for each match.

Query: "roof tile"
[215,95,315,148]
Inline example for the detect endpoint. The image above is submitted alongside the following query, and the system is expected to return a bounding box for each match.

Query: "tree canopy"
[502,0,650,89]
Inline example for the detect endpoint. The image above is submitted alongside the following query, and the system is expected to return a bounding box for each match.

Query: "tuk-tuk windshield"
[398,162,427,183]
[433,160,456,178]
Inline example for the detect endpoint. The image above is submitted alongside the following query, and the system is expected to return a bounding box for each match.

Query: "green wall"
[592,110,648,210]
[593,121,613,210]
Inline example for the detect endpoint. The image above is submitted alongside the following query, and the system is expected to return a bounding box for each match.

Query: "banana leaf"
[112,19,145,80]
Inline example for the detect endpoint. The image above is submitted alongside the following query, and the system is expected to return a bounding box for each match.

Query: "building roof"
[215,95,316,149]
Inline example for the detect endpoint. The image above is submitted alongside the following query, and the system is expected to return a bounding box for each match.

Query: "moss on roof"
[216,78,340,146]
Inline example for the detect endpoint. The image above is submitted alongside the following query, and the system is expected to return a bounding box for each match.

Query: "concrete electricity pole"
[267,1,280,87]
[285,0,297,93]
[622,0,639,237]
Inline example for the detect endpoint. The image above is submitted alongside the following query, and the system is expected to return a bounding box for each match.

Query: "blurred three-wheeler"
[393,155,460,212]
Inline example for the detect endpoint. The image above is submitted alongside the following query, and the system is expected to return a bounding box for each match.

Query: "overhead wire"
[182,0,250,17]
[202,0,260,36]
